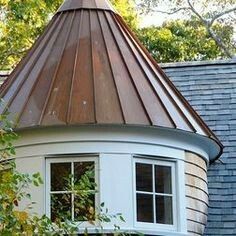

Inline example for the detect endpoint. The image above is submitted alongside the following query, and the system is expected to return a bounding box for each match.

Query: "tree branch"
[187,0,234,58]
[143,7,191,15]
[207,27,233,58]
[210,6,236,26]
[187,0,207,24]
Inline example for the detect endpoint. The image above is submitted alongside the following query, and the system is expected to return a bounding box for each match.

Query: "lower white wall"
[15,156,45,216]
[99,153,134,229]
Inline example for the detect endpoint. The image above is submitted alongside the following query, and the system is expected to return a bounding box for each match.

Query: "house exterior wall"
[185,152,208,235]
[15,156,45,216]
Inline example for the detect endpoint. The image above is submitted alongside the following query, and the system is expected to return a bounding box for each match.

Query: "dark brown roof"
[0,0,222,151]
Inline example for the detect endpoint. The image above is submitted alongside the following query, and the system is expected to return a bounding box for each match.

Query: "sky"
[140,12,184,27]
[138,2,187,28]
[140,12,168,27]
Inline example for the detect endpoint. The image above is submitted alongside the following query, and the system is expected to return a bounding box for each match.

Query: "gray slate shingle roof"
[162,59,236,236]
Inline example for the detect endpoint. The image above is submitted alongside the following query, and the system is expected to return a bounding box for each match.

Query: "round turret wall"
[13,126,211,236]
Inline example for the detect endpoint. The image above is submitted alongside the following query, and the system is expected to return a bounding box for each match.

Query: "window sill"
[76,227,188,236]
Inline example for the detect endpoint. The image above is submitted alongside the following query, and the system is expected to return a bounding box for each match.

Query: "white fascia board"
[14,125,212,162]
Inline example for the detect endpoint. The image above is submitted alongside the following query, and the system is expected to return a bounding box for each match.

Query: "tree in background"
[0,0,62,70]
[0,0,235,70]
[137,0,236,58]
[111,0,139,30]
[0,0,139,70]
[137,18,235,62]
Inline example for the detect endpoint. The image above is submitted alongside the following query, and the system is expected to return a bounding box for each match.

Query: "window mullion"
[155,193,173,197]
[71,162,75,221]
[152,164,156,224]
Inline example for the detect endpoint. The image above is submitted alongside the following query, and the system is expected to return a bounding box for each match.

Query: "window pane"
[51,193,72,222]
[136,163,153,192]
[156,196,173,224]
[137,193,154,223]
[155,165,172,194]
[74,161,95,222]
[74,193,95,221]
[51,163,71,191]
[74,162,95,190]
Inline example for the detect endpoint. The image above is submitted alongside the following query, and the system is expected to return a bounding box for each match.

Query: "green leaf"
[33,180,39,187]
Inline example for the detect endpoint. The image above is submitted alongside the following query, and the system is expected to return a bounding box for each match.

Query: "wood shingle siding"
[185,152,208,235]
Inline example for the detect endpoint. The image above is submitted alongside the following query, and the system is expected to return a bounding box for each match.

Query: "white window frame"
[45,155,99,228]
[133,156,177,232]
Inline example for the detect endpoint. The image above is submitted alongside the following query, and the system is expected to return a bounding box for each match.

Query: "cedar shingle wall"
[185,152,208,235]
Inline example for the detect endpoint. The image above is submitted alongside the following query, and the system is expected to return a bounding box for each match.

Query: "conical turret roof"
[0,0,222,157]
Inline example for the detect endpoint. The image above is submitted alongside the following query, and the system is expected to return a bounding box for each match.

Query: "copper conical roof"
[0,0,222,153]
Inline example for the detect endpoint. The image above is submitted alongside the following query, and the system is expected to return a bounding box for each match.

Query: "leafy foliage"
[0,0,234,69]
[136,18,235,62]
[0,0,62,70]
[111,0,139,29]
[137,0,236,58]
[0,0,139,70]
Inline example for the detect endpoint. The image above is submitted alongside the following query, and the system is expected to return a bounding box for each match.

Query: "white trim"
[133,157,177,232]
[14,125,213,162]
[71,227,189,236]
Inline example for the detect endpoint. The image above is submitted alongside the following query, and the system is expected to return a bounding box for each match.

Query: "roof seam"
[115,15,178,129]
[39,12,76,125]
[66,10,84,124]
[106,12,152,125]
[116,16,198,132]
[0,16,57,97]
[57,0,116,14]
[15,14,63,127]
[0,14,62,120]
[98,11,126,124]
[89,10,97,124]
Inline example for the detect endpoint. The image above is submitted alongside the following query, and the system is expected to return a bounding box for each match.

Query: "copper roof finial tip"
[57,0,117,13]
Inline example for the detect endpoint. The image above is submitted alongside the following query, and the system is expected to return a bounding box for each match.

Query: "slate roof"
[162,59,236,235]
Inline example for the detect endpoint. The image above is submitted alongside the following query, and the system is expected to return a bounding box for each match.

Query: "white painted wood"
[15,156,45,216]
[133,158,177,232]
[13,126,215,162]
[176,159,188,233]
[45,156,99,228]
[99,153,134,229]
